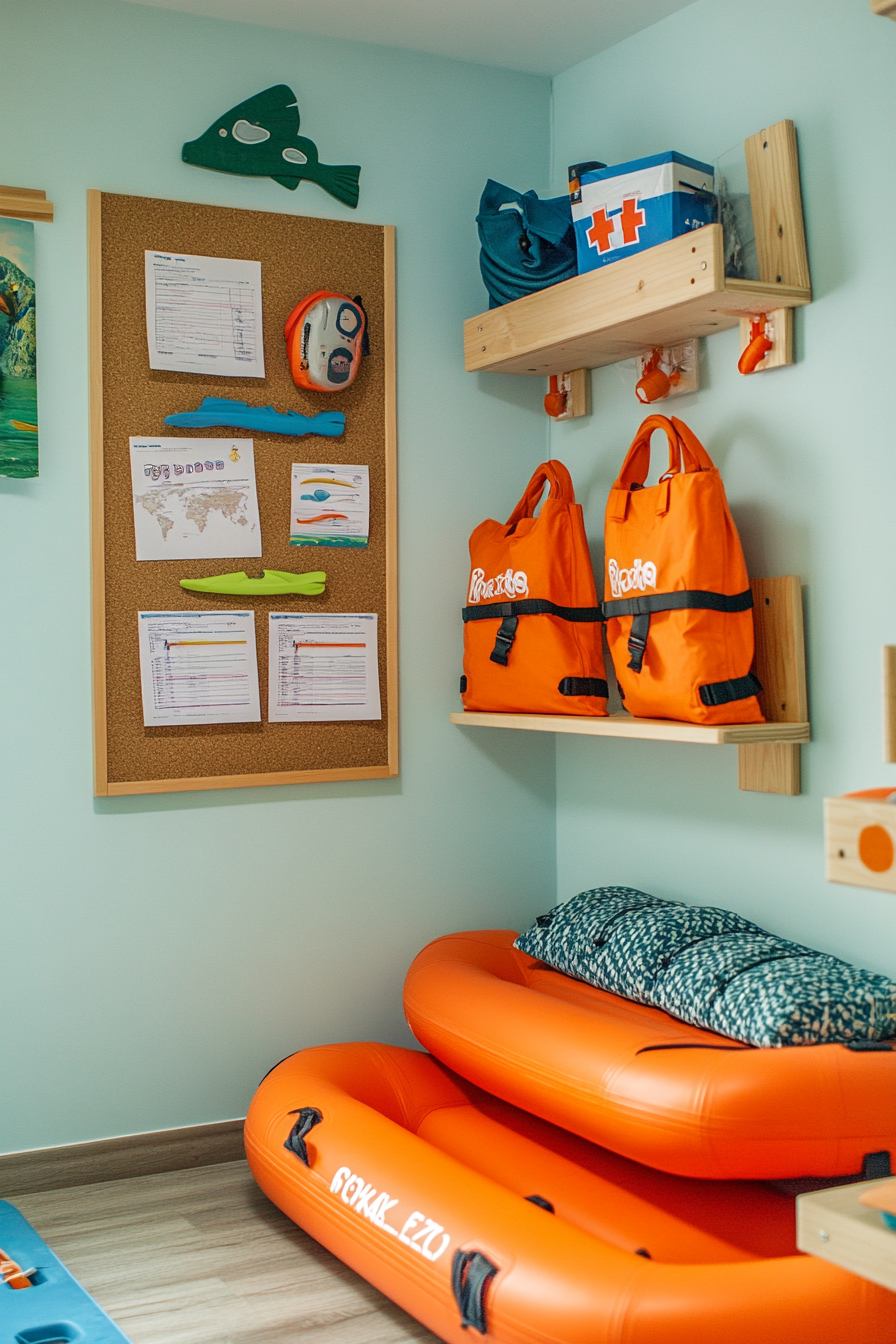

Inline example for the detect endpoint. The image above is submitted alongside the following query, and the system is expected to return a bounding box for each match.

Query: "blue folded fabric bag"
[477,179,577,309]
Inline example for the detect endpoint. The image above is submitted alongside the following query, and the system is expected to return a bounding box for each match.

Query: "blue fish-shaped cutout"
[182,85,360,209]
[164,398,345,438]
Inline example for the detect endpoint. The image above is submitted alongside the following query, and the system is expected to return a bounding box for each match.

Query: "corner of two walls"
[547,0,896,973]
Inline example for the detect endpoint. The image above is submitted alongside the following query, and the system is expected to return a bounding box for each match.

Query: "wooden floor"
[12,1160,442,1344]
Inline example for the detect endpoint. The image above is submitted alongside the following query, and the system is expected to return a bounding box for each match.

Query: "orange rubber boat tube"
[245,1042,893,1344]
[403,930,896,1181]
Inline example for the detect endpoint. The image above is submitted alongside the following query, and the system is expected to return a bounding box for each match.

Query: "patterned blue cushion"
[515,887,896,1047]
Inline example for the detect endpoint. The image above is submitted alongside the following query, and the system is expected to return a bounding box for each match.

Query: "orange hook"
[635,350,672,404]
[543,374,568,418]
[738,317,774,375]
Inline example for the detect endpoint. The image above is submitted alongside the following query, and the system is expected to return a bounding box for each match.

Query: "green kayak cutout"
[180,569,326,596]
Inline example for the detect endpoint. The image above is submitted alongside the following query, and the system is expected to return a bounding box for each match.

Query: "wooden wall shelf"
[464,224,810,377]
[452,577,809,795]
[0,186,54,222]
[449,710,809,747]
[465,120,810,379]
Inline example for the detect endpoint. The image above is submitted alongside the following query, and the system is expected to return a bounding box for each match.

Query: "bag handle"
[505,459,575,530]
[612,415,714,491]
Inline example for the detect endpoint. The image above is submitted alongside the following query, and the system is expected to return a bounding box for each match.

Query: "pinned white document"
[130,437,262,562]
[145,251,265,378]
[138,611,261,727]
[268,613,381,722]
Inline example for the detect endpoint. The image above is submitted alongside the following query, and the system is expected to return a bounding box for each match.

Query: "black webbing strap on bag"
[699,672,763,707]
[600,588,754,674]
[451,1249,499,1333]
[558,677,609,698]
[462,598,602,668]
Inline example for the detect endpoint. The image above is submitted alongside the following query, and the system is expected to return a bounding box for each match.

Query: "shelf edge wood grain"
[463,224,811,377]
[797,1179,896,1293]
[449,711,809,747]
[0,185,54,222]
[738,577,807,796]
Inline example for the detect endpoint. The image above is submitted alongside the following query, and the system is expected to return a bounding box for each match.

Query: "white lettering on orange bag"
[468,567,529,603]
[607,558,657,599]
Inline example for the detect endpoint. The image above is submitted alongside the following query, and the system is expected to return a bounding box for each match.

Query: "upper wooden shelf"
[463,224,811,377]
[0,186,54,223]
[449,710,809,746]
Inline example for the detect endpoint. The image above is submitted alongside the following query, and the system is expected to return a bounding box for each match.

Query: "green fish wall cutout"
[182,85,360,209]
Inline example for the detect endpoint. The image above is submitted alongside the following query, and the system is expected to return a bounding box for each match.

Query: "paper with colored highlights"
[138,610,260,727]
[145,250,264,377]
[130,437,261,562]
[290,462,369,548]
[268,613,380,722]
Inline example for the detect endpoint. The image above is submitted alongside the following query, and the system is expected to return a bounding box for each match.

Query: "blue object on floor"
[0,1200,132,1343]
[164,397,345,437]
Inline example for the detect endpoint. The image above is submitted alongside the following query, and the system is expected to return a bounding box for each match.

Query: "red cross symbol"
[586,207,615,253]
[619,196,645,245]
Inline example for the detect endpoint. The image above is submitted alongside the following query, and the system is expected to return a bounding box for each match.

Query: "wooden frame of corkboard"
[87,190,397,796]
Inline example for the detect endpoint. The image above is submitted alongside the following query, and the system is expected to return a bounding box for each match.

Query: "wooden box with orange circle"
[825,790,896,892]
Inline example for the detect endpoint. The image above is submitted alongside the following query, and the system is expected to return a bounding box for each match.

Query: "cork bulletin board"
[87,191,397,796]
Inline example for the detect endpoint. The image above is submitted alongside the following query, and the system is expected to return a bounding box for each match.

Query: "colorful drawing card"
[290,462,369,548]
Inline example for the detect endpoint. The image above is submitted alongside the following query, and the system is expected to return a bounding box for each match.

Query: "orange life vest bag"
[603,415,763,725]
[461,460,608,717]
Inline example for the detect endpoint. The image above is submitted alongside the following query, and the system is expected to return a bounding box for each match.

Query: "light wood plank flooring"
[12,1160,441,1344]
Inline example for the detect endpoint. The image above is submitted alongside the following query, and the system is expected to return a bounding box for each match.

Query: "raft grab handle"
[452,1249,499,1333]
[284,1107,323,1165]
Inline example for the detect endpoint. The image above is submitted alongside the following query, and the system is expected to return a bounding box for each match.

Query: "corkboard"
[88,191,397,796]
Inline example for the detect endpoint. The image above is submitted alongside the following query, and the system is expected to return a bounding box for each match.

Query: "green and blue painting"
[0,217,38,479]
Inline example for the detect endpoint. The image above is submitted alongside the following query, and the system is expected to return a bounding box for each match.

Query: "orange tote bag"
[602,415,763,725]
[461,461,607,716]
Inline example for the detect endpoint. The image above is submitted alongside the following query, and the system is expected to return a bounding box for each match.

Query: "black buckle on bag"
[627,613,650,672]
[490,614,519,666]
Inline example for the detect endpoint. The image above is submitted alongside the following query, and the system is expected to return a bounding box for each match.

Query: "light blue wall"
[550,0,896,971]
[0,0,554,1152]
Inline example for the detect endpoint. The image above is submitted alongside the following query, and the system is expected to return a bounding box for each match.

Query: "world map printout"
[129,437,262,562]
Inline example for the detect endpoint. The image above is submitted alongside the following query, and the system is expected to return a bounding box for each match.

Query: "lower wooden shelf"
[449,710,810,747]
[451,577,808,795]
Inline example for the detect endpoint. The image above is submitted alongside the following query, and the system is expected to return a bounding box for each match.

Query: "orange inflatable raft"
[403,930,896,1181]
[245,1041,893,1344]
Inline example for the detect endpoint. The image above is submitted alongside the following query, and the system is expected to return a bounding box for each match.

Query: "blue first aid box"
[571,152,715,275]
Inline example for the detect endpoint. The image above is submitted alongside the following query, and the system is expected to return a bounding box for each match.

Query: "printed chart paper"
[138,611,261,727]
[145,251,265,378]
[130,437,262,562]
[290,463,369,548]
[268,613,381,722]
